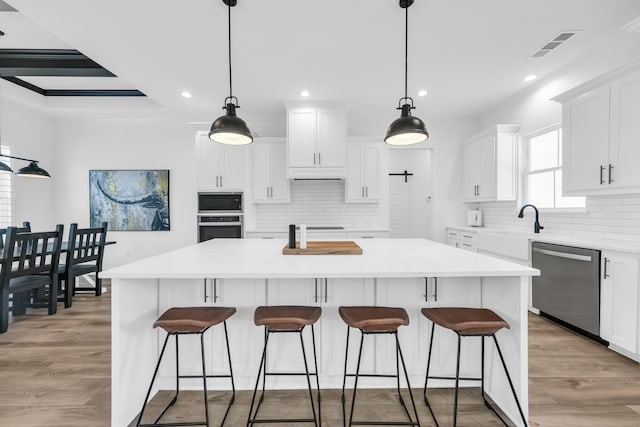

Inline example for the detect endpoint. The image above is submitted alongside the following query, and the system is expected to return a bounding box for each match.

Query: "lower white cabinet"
[157,278,266,386]
[600,251,639,356]
[446,227,478,252]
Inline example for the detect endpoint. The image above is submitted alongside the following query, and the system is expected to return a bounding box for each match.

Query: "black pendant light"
[209,0,253,145]
[384,0,429,146]
[0,133,51,178]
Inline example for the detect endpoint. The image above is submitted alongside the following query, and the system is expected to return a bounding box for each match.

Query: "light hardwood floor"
[1,286,639,426]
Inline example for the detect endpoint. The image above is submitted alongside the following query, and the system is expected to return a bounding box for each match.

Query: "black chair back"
[0,221,31,250]
[61,222,108,307]
[0,224,64,333]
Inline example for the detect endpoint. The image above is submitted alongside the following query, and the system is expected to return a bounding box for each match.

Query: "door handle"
[216,176,219,187]
[203,278,209,303]
[324,278,328,303]
[314,278,318,303]
[220,176,223,188]
[532,247,592,262]
[600,165,605,185]
[362,186,364,198]
[313,153,316,165]
[365,186,368,198]
[433,277,438,302]
[608,164,614,184]
[213,278,219,303]
[424,277,429,302]
[318,153,321,165]
[603,257,610,279]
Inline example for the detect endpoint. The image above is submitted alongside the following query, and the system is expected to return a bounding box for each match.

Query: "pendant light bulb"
[385,0,429,146]
[209,0,253,146]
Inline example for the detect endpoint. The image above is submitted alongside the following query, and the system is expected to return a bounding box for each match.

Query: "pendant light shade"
[385,0,429,146]
[209,0,253,145]
[0,160,12,173]
[15,161,51,178]
[385,102,429,146]
[209,100,253,145]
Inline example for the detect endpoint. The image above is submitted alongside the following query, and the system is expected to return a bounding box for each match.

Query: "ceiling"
[2,0,640,129]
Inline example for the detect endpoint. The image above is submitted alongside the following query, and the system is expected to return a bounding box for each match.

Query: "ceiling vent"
[530,31,579,58]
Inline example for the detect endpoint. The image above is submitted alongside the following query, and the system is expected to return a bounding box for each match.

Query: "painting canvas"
[89,170,170,231]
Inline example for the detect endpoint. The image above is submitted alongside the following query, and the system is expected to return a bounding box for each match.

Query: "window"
[524,126,585,209]
[0,145,12,228]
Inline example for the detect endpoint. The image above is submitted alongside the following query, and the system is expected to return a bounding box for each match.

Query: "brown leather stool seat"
[421,307,510,335]
[422,306,528,427]
[339,305,420,426]
[154,306,236,333]
[248,305,322,426]
[137,306,236,427]
[254,305,321,331]
[339,306,409,332]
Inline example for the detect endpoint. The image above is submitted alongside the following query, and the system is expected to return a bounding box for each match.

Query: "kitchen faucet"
[518,204,544,233]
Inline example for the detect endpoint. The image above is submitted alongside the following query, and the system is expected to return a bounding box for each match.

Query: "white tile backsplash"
[255,180,381,229]
[472,194,640,244]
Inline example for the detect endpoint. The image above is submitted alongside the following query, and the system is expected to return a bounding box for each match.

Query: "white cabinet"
[266,278,375,384]
[345,142,382,203]
[446,227,478,252]
[287,106,346,178]
[252,138,289,203]
[196,132,246,191]
[556,66,640,195]
[376,277,481,377]
[157,278,265,386]
[346,231,389,239]
[462,125,519,202]
[600,251,639,357]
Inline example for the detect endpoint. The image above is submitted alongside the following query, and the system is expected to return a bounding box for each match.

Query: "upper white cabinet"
[252,138,289,203]
[555,65,640,195]
[196,131,246,191]
[600,251,639,357]
[286,105,347,178]
[345,141,382,203]
[462,124,519,202]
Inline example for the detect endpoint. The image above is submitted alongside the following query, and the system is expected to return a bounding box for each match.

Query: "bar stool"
[247,305,322,426]
[422,307,528,427]
[339,306,421,427]
[137,306,236,427]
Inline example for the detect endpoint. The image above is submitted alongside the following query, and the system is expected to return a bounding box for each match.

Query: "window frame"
[0,144,12,228]
[522,123,585,213]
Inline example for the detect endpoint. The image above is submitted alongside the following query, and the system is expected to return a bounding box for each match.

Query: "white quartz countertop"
[246,227,391,233]
[102,238,538,279]
[447,225,640,254]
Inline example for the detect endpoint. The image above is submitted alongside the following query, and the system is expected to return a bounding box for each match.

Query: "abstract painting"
[89,170,170,231]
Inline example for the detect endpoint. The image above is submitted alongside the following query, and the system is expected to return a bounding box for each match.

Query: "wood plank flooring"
[0,286,639,426]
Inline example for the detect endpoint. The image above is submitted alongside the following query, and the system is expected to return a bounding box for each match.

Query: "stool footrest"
[350,421,419,426]
[249,418,316,424]
[426,375,481,382]
[179,374,233,379]
[139,422,208,427]
[264,371,318,376]
[345,373,398,378]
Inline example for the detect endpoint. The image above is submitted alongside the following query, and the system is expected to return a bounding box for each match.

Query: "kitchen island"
[103,238,538,427]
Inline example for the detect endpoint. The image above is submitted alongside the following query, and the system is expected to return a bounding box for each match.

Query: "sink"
[478,230,530,261]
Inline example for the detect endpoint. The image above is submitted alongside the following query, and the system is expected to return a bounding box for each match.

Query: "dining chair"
[60,222,108,308]
[0,224,64,333]
[0,221,31,250]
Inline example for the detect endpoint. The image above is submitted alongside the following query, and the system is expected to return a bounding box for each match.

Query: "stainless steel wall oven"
[197,193,243,242]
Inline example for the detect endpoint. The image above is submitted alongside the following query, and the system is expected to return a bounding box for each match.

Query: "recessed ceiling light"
[417,90,428,97]
[181,91,192,98]
[523,75,537,83]
[300,90,310,97]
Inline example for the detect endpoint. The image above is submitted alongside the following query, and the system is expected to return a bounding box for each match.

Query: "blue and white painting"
[89,170,170,231]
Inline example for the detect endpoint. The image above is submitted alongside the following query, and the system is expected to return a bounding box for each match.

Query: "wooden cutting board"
[283,241,363,255]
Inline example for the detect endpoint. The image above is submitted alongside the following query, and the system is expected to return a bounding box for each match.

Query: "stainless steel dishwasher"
[531,242,601,336]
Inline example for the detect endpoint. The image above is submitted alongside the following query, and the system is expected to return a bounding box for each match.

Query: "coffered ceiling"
[2,0,640,126]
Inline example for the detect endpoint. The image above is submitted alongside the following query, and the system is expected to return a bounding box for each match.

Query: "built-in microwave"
[198,192,242,213]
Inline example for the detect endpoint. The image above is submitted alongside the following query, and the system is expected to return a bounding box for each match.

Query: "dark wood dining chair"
[60,222,108,308]
[0,224,64,333]
[0,221,31,250]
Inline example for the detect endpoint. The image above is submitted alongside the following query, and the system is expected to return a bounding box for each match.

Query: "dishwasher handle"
[533,247,592,262]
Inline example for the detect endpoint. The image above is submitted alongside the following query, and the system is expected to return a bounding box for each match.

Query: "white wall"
[0,91,55,230]
[52,117,198,269]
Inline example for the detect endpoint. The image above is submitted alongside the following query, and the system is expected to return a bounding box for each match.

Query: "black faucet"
[518,204,544,233]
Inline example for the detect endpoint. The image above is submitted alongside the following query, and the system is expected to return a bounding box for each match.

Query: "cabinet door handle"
[608,164,614,184]
[424,277,429,302]
[365,186,368,198]
[318,153,321,165]
[362,186,364,198]
[271,187,273,198]
[203,278,209,303]
[213,278,218,303]
[313,152,316,165]
[216,176,219,187]
[604,257,610,279]
[324,278,328,303]
[220,176,223,188]
[267,187,270,198]
[433,277,438,302]
[476,185,480,196]
[314,278,318,303]
[600,166,605,185]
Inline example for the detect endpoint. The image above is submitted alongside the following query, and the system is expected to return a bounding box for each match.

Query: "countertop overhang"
[102,238,539,280]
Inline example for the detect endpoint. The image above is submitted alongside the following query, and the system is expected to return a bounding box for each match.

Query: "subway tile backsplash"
[255,180,381,229]
[473,194,640,244]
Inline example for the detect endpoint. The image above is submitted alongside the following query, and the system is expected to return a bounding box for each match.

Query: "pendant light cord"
[404,5,408,101]
[227,1,233,99]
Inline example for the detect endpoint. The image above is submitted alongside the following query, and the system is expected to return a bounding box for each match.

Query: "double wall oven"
[197,192,243,242]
